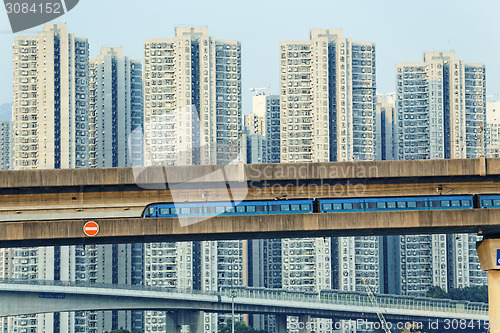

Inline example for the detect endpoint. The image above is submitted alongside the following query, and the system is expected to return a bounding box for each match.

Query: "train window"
[205,207,216,214]
[191,207,200,214]
[247,206,256,212]
[271,205,281,211]
[323,203,332,210]
[281,205,290,211]
[171,208,178,214]
[387,202,396,209]
[159,208,170,215]
[441,201,450,207]
[145,207,155,217]
[407,201,417,208]
[236,206,246,212]
[494,200,500,206]
[180,207,191,214]
[343,203,353,209]
[416,201,426,208]
[291,204,300,211]
[333,203,342,210]
[451,200,460,207]
[227,206,236,213]
[301,204,311,210]
[461,200,471,206]
[366,202,377,209]
[397,202,406,208]
[482,200,492,206]
[256,205,267,212]
[430,201,441,207]
[376,202,386,209]
[352,203,362,209]
[215,207,226,213]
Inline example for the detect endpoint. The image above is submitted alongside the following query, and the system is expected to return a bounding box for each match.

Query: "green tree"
[219,319,268,333]
[426,285,488,303]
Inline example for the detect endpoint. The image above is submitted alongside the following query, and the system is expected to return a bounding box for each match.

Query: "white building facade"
[143,27,241,166]
[89,46,143,168]
[12,23,89,170]
[0,121,12,170]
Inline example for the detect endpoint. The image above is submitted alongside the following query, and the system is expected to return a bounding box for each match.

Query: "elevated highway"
[0,280,488,323]
[0,157,497,220]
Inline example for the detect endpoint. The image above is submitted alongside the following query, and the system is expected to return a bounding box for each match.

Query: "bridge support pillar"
[275,314,287,333]
[298,315,312,333]
[477,238,500,333]
[166,310,203,333]
[165,312,179,332]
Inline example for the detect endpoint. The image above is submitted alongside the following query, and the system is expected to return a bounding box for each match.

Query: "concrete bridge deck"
[0,279,488,322]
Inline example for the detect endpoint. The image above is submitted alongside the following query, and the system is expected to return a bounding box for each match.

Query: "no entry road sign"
[83,221,99,237]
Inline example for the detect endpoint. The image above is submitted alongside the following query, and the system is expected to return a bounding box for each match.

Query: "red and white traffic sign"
[83,221,99,237]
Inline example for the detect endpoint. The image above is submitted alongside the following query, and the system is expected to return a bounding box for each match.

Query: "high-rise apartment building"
[0,121,12,170]
[486,100,500,158]
[279,29,376,163]
[143,27,241,166]
[9,24,138,333]
[392,52,487,296]
[89,46,143,168]
[375,93,395,161]
[395,51,486,160]
[12,23,90,170]
[243,92,280,164]
[142,27,245,333]
[279,30,379,304]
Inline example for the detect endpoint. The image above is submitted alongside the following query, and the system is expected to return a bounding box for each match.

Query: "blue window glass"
[281,205,290,211]
[397,202,406,208]
[159,208,170,215]
[441,201,450,207]
[494,200,500,206]
[343,203,353,209]
[171,208,178,214]
[301,204,311,210]
[387,202,396,209]
[407,201,417,208]
[291,204,300,211]
[180,207,191,214]
[376,202,386,209]
[333,203,342,210]
[461,200,471,206]
[247,206,256,212]
[256,205,267,212]
[236,206,246,212]
[483,200,492,206]
[323,203,332,210]
[215,207,225,213]
[271,205,281,211]
[451,200,460,207]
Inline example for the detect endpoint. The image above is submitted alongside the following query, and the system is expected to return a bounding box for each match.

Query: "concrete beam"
[0,209,499,247]
[0,158,496,189]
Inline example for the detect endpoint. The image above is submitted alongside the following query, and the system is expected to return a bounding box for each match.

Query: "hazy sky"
[0,0,499,119]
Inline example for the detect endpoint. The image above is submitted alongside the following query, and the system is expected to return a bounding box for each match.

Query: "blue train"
[142,194,500,218]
